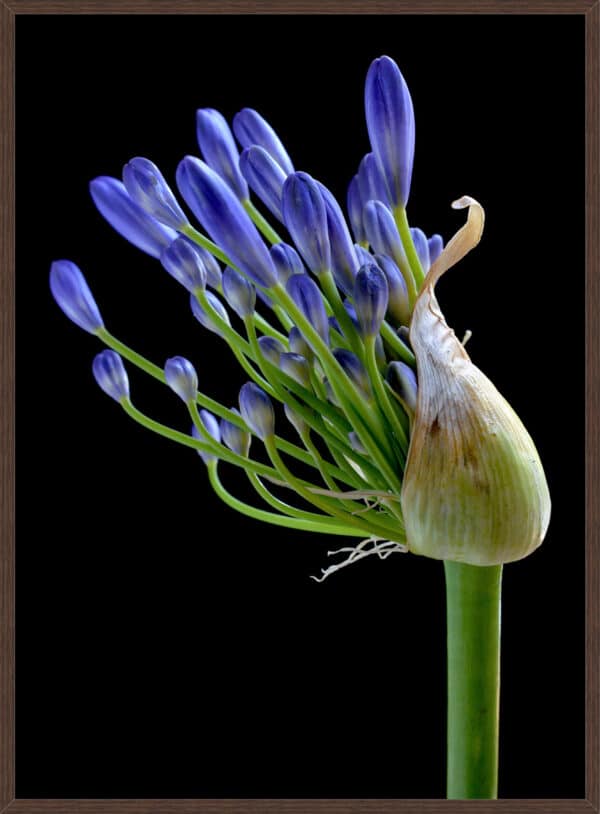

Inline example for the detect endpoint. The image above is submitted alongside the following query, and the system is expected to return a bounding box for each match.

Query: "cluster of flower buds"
[50,55,550,574]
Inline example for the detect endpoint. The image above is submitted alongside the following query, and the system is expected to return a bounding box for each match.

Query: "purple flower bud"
[428,234,444,265]
[92,350,129,402]
[280,352,311,388]
[122,157,188,230]
[176,157,277,288]
[332,348,371,398]
[192,410,221,464]
[410,227,430,271]
[357,153,390,207]
[160,237,207,293]
[317,181,359,296]
[373,254,410,326]
[165,356,198,403]
[190,290,231,337]
[347,175,366,244]
[50,260,104,334]
[286,274,329,347]
[239,146,287,221]
[364,56,415,208]
[196,108,248,201]
[239,382,275,440]
[363,200,405,266]
[387,361,418,414]
[281,172,330,275]
[222,266,256,318]
[257,335,285,366]
[354,263,389,337]
[233,108,295,175]
[220,408,251,457]
[270,242,305,283]
[90,176,177,258]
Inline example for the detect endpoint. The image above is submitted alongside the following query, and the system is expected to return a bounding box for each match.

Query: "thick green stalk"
[444,561,502,799]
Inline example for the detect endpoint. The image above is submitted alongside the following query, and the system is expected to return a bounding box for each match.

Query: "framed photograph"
[2,2,597,812]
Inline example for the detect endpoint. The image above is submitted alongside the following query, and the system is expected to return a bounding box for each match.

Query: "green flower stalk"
[49,54,551,800]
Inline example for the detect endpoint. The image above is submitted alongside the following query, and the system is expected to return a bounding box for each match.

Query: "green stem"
[243,199,283,245]
[444,561,502,799]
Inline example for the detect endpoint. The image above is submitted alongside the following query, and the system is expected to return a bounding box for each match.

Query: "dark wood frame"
[2,1,598,812]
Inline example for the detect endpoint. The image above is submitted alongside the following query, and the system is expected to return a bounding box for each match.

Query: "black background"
[16,14,585,800]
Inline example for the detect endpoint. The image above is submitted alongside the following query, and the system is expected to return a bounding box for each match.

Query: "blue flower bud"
[233,108,295,175]
[270,242,305,284]
[92,350,129,402]
[286,274,329,347]
[317,181,359,296]
[281,172,330,275]
[347,175,366,244]
[280,352,311,388]
[192,410,221,464]
[176,157,277,288]
[357,153,390,207]
[122,157,189,230]
[410,227,430,271]
[283,403,307,436]
[428,234,444,264]
[164,356,198,403]
[89,176,177,258]
[196,108,248,200]
[332,348,371,399]
[354,243,374,267]
[219,408,251,457]
[288,326,313,360]
[185,239,223,289]
[328,315,342,338]
[239,146,287,221]
[387,361,418,415]
[364,56,415,208]
[190,290,231,337]
[398,325,412,348]
[239,382,275,440]
[354,263,389,337]
[222,266,256,318]
[373,253,410,326]
[257,335,285,366]
[363,200,405,266]
[50,260,104,334]
[160,237,207,293]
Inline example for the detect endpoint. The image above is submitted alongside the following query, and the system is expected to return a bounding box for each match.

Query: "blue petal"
[364,56,415,208]
[354,263,389,337]
[286,274,329,347]
[160,237,207,293]
[222,266,256,318]
[196,108,248,201]
[239,382,275,440]
[176,157,277,288]
[90,176,177,258]
[50,260,104,334]
[239,145,287,221]
[164,356,198,403]
[233,108,295,175]
[122,157,188,230]
[281,172,330,275]
[92,350,129,401]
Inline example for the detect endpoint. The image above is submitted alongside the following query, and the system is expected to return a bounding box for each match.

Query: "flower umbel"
[50,55,550,577]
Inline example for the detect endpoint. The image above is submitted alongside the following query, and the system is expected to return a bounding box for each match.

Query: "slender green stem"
[393,206,425,289]
[208,462,365,536]
[181,224,232,267]
[243,199,283,245]
[444,561,502,799]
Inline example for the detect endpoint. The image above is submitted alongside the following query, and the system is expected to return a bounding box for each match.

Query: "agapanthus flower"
[49,54,551,800]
